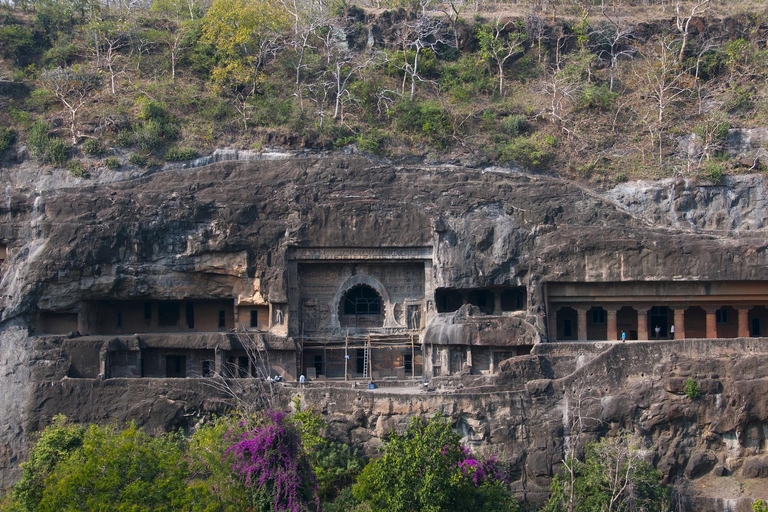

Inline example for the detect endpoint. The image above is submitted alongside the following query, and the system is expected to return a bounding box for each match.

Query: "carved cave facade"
[28,245,768,383]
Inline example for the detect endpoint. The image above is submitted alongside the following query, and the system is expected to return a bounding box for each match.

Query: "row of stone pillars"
[549,305,755,341]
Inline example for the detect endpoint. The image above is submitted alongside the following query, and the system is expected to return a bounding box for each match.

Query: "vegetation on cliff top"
[0,0,767,184]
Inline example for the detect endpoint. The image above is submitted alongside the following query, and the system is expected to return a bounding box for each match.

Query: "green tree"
[544,435,670,512]
[11,415,85,512]
[353,414,517,512]
[36,423,190,512]
[291,399,365,503]
[201,0,289,94]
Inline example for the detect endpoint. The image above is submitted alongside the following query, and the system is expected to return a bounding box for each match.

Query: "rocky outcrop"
[3,154,768,507]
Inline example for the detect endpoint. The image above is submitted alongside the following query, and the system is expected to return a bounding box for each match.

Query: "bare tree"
[205,329,288,416]
[84,19,130,95]
[559,386,604,512]
[42,66,101,144]
[544,36,587,134]
[525,3,548,63]
[437,0,468,49]
[389,0,452,100]
[675,0,710,63]
[279,0,327,102]
[165,21,192,82]
[478,17,527,96]
[634,35,691,163]
[595,12,635,92]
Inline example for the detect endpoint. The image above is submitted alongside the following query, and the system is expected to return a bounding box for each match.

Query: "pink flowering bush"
[226,411,319,512]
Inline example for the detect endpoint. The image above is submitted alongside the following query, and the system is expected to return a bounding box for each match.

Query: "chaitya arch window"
[343,284,381,316]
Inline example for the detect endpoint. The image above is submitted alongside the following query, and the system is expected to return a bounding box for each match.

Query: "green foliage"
[393,100,452,148]
[357,130,386,156]
[577,84,618,110]
[723,86,753,114]
[66,159,88,177]
[104,156,120,170]
[702,161,725,185]
[12,415,85,512]
[722,39,750,71]
[353,413,517,512]
[545,435,670,512]
[116,130,134,148]
[693,114,731,149]
[440,55,494,103]
[0,128,17,158]
[45,139,70,166]
[753,499,768,512]
[165,147,199,161]
[186,416,251,510]
[129,153,148,166]
[290,398,366,503]
[501,115,529,137]
[0,23,36,66]
[684,378,701,399]
[497,133,556,170]
[27,121,69,165]
[35,423,190,512]
[81,138,104,157]
[131,97,180,151]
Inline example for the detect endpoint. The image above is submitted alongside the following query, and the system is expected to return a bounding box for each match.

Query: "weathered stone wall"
[3,155,768,507]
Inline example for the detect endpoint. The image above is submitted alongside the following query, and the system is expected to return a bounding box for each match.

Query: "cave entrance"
[340,284,383,328]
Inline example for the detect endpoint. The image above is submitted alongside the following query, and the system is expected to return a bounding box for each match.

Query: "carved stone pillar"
[704,307,718,339]
[576,308,588,341]
[635,307,650,340]
[493,290,502,315]
[548,306,560,342]
[606,307,619,341]
[736,306,751,338]
[671,306,687,340]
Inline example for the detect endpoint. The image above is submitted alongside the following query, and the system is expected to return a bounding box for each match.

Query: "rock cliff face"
[2,154,768,508]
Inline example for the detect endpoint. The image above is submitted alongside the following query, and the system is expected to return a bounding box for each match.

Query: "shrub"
[754,500,768,512]
[501,115,529,137]
[66,160,88,178]
[128,153,148,167]
[81,138,104,157]
[164,147,199,162]
[45,138,70,166]
[35,423,189,511]
[131,96,180,151]
[578,84,619,110]
[357,130,386,156]
[615,173,628,184]
[28,122,70,166]
[116,129,134,148]
[354,413,517,512]
[104,156,120,170]
[0,128,16,157]
[0,24,36,65]
[27,120,53,159]
[393,100,452,148]
[702,161,725,184]
[498,133,556,170]
[226,410,319,512]
[684,378,701,399]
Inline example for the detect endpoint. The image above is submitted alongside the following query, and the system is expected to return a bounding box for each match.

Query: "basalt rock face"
[2,155,768,506]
